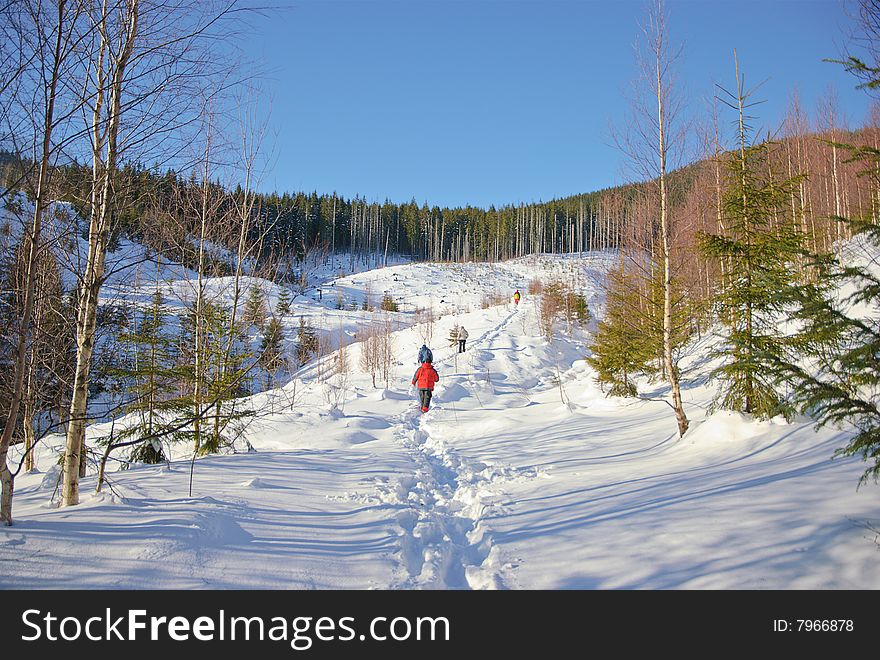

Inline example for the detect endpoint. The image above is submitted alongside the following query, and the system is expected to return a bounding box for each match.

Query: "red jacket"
[412,363,439,390]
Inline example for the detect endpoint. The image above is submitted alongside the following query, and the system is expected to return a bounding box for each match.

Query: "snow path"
[380,306,527,589]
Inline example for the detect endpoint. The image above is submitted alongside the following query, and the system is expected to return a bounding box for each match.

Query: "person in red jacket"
[411,360,439,412]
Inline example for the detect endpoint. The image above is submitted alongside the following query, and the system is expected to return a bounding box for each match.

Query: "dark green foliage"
[699,141,805,420]
[128,439,166,464]
[824,55,880,91]
[380,294,398,312]
[104,291,187,462]
[199,302,254,455]
[572,292,591,325]
[7,155,635,267]
[243,285,267,329]
[0,235,75,443]
[777,201,880,483]
[296,316,319,365]
[175,300,255,456]
[260,317,285,388]
[588,264,658,397]
[275,288,292,317]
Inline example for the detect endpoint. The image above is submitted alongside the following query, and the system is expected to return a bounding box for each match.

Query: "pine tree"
[260,317,285,389]
[105,291,184,463]
[699,61,804,420]
[777,158,880,483]
[243,285,267,329]
[587,264,658,397]
[275,288,292,317]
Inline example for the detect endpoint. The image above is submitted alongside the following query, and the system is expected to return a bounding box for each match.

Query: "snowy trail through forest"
[380,306,529,589]
[2,255,879,590]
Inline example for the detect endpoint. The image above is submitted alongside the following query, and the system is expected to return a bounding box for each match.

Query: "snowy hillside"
[2,244,878,589]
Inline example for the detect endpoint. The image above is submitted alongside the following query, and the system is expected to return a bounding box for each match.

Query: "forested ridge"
[4,117,873,273]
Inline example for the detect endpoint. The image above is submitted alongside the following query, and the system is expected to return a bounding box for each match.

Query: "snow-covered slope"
[1,231,877,589]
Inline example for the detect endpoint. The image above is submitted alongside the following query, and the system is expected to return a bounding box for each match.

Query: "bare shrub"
[359,315,396,388]
[481,292,508,309]
[415,306,434,344]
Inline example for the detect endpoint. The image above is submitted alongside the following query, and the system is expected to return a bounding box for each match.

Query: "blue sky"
[247,0,869,208]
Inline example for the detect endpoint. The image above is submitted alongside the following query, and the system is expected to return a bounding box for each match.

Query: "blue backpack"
[418,345,433,363]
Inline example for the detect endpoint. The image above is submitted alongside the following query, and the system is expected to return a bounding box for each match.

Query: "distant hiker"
[457,326,468,353]
[412,360,439,412]
[418,344,433,364]
[513,290,521,306]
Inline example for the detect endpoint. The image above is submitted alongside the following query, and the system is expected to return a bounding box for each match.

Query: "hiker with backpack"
[412,359,439,412]
[418,343,433,364]
[457,326,468,353]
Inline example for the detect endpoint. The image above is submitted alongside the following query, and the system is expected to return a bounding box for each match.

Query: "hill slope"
[2,252,877,589]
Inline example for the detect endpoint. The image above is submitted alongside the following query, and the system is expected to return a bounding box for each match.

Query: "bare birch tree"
[613,0,689,436]
[1,0,87,525]
[61,0,248,506]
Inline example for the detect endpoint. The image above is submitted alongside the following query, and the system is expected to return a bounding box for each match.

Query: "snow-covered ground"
[2,245,878,589]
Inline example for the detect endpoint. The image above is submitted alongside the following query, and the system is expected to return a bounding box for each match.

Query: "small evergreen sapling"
[275,288,292,317]
[105,291,185,463]
[243,285,268,329]
[587,264,658,397]
[698,139,804,420]
[296,316,319,365]
[259,317,285,389]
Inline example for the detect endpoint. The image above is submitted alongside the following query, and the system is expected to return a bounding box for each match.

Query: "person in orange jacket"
[513,289,521,305]
[411,360,439,412]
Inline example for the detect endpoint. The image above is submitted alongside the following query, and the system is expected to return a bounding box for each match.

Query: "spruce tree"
[699,66,804,420]
[699,140,803,419]
[296,316,319,365]
[203,302,253,455]
[587,263,658,397]
[275,288,292,317]
[243,285,267,329]
[106,291,184,463]
[777,162,880,483]
[776,13,880,483]
[260,317,285,389]
[178,301,254,456]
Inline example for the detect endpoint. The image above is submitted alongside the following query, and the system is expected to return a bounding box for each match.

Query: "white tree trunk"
[1,0,69,524]
[62,1,138,507]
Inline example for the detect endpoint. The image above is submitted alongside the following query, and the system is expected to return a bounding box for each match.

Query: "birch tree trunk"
[62,0,138,507]
[651,0,689,437]
[1,0,70,525]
